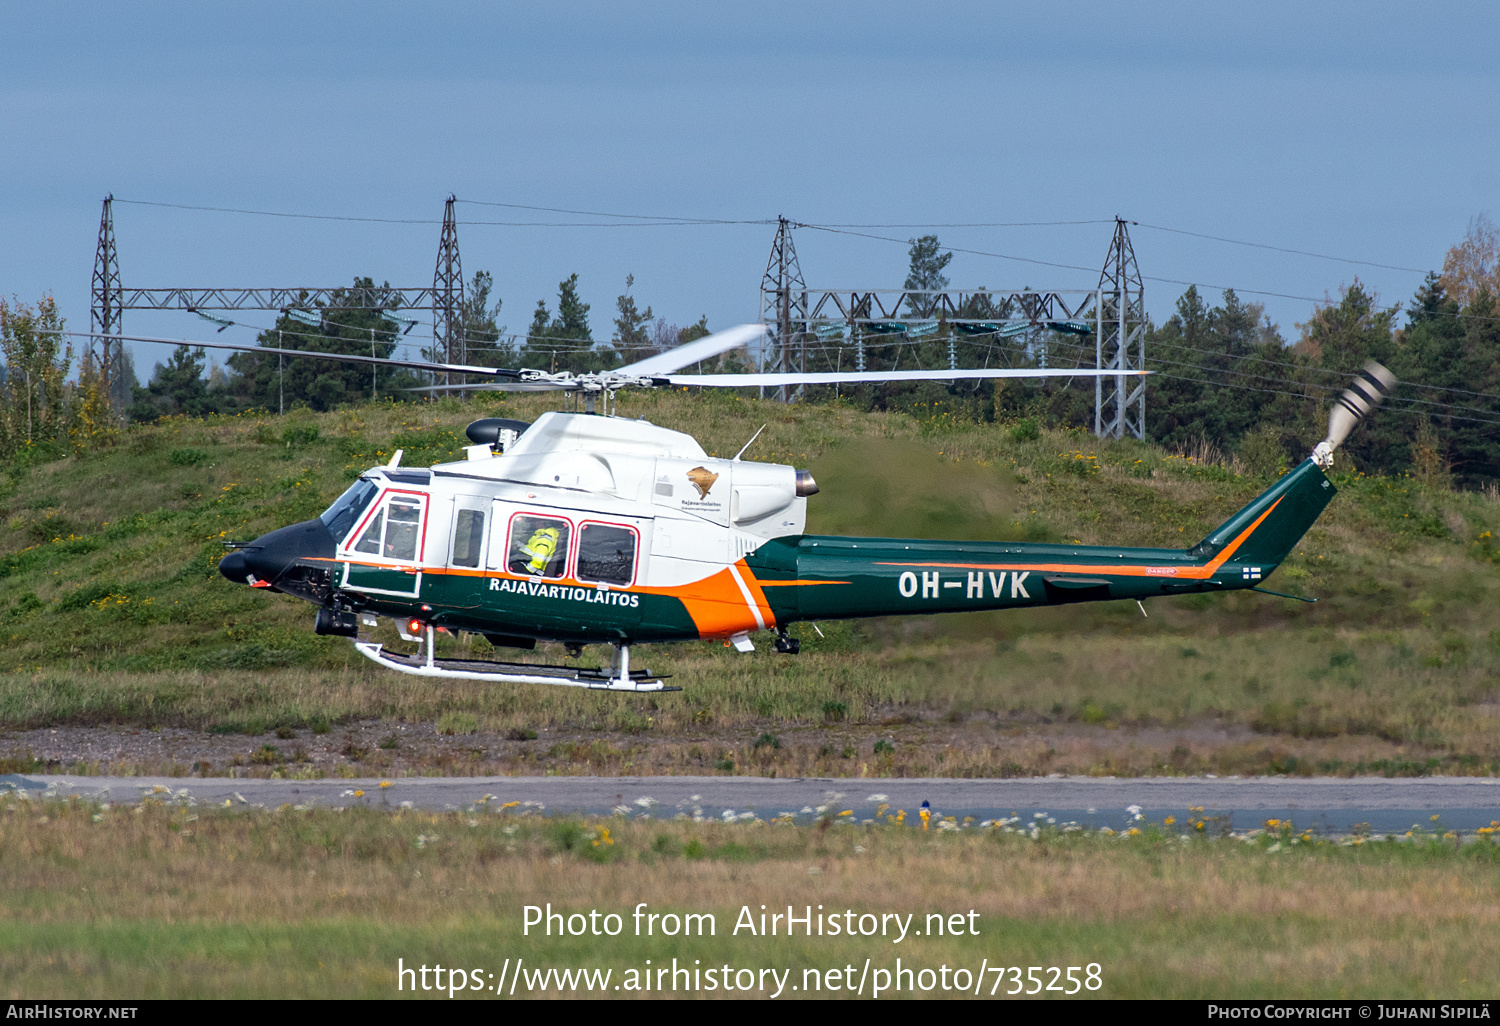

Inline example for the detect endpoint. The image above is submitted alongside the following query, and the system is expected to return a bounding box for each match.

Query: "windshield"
[320,478,379,542]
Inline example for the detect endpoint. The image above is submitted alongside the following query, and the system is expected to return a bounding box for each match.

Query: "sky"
[2,1,1497,377]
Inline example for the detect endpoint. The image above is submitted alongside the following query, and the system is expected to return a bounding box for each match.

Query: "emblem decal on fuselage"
[686,466,719,499]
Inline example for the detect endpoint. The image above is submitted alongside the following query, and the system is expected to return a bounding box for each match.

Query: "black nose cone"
[218,549,252,583]
[219,519,336,586]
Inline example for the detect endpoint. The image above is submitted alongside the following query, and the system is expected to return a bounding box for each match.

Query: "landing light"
[407,619,425,635]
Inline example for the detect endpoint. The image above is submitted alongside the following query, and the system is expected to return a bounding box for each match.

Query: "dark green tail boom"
[748,457,1336,624]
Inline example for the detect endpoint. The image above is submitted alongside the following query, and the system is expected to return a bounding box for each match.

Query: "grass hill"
[1,389,1498,778]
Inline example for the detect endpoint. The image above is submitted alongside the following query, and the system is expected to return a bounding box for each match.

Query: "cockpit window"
[354,508,384,555]
[350,494,425,561]
[321,479,379,542]
[383,498,423,560]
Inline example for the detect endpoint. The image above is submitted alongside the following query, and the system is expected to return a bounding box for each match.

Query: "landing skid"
[353,636,677,692]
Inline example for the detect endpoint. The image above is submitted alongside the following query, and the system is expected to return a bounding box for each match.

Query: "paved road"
[5,774,1500,832]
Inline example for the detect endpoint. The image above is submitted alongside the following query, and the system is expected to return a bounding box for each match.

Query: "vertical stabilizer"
[1188,459,1335,568]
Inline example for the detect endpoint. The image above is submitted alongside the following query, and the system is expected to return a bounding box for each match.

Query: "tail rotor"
[1312,362,1396,468]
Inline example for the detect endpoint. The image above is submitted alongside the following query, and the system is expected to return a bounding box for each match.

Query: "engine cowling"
[730,463,798,525]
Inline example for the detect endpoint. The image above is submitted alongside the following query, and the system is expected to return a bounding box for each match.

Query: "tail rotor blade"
[1325,362,1397,450]
[1315,362,1396,466]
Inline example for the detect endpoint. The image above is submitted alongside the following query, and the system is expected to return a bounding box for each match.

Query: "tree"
[1141,286,1301,457]
[128,346,235,422]
[224,277,419,411]
[1297,280,1397,371]
[904,235,953,317]
[556,273,592,342]
[0,296,112,458]
[460,270,512,368]
[1440,214,1500,310]
[1295,281,1402,472]
[522,273,606,373]
[1449,286,1500,484]
[612,274,652,365]
[0,295,70,450]
[109,347,136,411]
[1145,286,1220,447]
[679,314,710,345]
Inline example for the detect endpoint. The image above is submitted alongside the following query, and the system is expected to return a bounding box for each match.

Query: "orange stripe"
[634,559,777,638]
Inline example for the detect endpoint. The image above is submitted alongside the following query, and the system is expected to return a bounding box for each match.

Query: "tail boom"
[748,458,1335,622]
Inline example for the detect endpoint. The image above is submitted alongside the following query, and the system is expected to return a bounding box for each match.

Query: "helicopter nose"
[218,549,252,583]
[218,519,336,586]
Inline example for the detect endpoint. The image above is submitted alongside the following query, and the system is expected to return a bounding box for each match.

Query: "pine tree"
[460,270,511,368]
[224,277,418,411]
[522,274,603,373]
[904,235,953,318]
[128,346,225,421]
[611,274,653,365]
[1296,281,1402,473]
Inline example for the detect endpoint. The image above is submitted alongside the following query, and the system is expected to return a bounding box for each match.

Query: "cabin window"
[352,494,424,561]
[452,509,485,568]
[507,515,570,579]
[576,523,636,586]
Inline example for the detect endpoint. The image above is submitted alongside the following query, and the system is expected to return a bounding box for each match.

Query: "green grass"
[0,392,1498,775]
[1,796,1496,998]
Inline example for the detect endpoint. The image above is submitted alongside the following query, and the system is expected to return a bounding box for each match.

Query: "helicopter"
[96,324,1393,692]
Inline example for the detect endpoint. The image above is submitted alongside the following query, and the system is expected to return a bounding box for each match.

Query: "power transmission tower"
[1095,217,1145,439]
[759,217,806,401]
[760,221,1119,408]
[433,194,465,390]
[90,195,123,412]
[90,195,460,407]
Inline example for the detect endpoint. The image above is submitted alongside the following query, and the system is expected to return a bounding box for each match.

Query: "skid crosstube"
[352,642,678,691]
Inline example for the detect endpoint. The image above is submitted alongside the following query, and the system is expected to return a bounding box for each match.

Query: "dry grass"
[1,797,1496,998]
[4,621,1500,778]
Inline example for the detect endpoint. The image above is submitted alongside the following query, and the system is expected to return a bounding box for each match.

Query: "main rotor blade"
[406,381,571,393]
[615,323,767,376]
[665,368,1151,387]
[64,331,521,380]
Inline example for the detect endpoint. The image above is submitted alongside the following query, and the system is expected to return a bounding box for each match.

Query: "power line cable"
[1030,333,1500,428]
[115,199,436,224]
[454,197,768,225]
[1132,222,1429,274]
[114,198,764,229]
[806,220,1114,228]
[793,221,1500,331]
[170,299,1500,409]
[1136,330,1500,404]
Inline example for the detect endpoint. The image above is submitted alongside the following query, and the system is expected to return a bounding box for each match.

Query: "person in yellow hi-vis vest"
[520,527,560,575]
[919,800,931,831]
